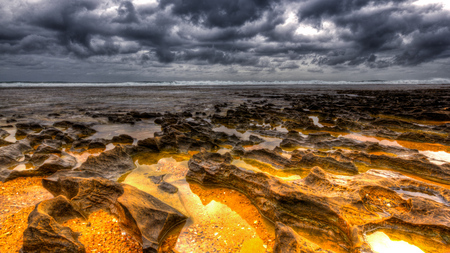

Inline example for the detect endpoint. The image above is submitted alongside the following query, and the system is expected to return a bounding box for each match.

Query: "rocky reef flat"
[0,85,450,252]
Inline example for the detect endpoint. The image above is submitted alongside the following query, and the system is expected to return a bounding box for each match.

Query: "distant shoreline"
[1,79,450,89]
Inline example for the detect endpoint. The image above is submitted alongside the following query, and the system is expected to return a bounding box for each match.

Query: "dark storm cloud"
[159,0,278,28]
[0,0,450,78]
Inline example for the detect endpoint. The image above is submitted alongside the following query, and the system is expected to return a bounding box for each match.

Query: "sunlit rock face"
[187,151,450,252]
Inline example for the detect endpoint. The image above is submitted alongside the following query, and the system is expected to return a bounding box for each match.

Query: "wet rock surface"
[78,145,135,180]
[22,174,187,253]
[1,86,450,252]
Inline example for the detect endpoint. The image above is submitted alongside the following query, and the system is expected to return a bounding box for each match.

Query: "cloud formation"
[0,0,449,81]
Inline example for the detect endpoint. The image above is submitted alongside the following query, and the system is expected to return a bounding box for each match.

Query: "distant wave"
[1,79,450,87]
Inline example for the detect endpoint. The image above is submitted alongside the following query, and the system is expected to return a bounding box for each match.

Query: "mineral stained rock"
[25,174,188,253]
[187,151,450,252]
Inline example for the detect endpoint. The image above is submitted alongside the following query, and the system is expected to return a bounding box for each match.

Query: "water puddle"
[161,182,275,253]
[121,155,275,252]
[3,126,17,143]
[89,121,161,140]
[213,125,283,150]
[394,188,448,206]
[366,231,424,253]
[342,133,402,148]
[309,116,324,128]
[419,151,450,165]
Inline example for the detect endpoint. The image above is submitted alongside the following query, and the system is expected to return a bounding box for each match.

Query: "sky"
[0,0,449,82]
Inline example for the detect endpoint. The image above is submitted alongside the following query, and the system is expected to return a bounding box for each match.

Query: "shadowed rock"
[158,181,178,194]
[290,150,358,175]
[21,196,86,253]
[112,134,134,144]
[38,175,188,253]
[78,145,135,181]
[0,128,9,138]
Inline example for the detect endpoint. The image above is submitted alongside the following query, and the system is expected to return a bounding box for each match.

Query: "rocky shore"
[0,86,450,252]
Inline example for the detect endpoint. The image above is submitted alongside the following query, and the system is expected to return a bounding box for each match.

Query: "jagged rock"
[187,152,450,252]
[16,122,44,132]
[187,152,355,251]
[35,144,62,155]
[149,174,165,184]
[67,123,97,139]
[1,152,77,182]
[0,140,32,169]
[118,184,187,251]
[0,139,13,147]
[349,152,450,184]
[273,222,333,253]
[78,145,135,180]
[40,176,187,253]
[137,138,160,152]
[158,182,178,194]
[109,114,139,124]
[112,134,134,144]
[0,128,9,138]
[39,127,64,137]
[21,196,86,253]
[249,135,265,144]
[290,150,358,175]
[53,120,74,128]
[87,139,107,150]
[280,138,304,150]
[233,148,293,169]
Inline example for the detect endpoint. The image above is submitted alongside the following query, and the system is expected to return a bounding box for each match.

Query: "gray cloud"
[0,0,449,81]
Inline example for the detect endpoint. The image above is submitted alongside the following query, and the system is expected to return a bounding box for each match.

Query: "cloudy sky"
[0,0,449,82]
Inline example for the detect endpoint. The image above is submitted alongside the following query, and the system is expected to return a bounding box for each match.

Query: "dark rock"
[16,128,32,138]
[0,140,32,169]
[158,182,178,194]
[35,144,62,155]
[148,174,165,184]
[108,114,138,124]
[87,140,107,150]
[53,121,74,128]
[78,145,135,180]
[16,122,44,132]
[21,196,86,253]
[68,123,97,138]
[0,139,13,147]
[112,134,134,144]
[26,133,54,147]
[0,128,9,138]
[137,138,159,152]
[2,152,77,182]
[39,127,64,137]
[249,135,264,144]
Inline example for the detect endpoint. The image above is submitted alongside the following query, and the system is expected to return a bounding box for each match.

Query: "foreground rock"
[187,152,450,252]
[22,174,187,253]
[22,196,86,253]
